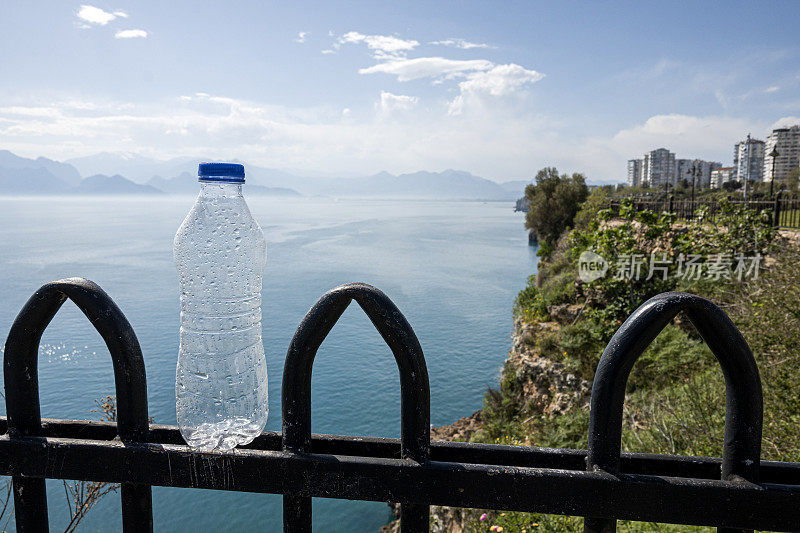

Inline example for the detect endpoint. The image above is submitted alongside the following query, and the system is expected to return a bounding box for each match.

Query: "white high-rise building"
[627,159,643,187]
[764,125,800,185]
[626,149,720,189]
[643,148,675,188]
[676,159,722,189]
[734,135,765,183]
[675,159,693,186]
[712,167,737,189]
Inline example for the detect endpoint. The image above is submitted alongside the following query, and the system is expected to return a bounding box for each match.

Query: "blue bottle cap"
[198,162,245,183]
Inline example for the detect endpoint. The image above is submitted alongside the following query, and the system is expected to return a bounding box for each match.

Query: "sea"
[0,196,537,532]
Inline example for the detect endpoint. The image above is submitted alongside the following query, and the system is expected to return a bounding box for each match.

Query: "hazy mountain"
[248,185,302,196]
[65,153,197,183]
[148,171,301,196]
[0,165,71,194]
[61,152,519,198]
[2,150,518,200]
[65,153,309,190]
[297,169,516,199]
[148,171,202,194]
[72,174,163,195]
[146,165,510,198]
[0,150,82,186]
[499,180,532,194]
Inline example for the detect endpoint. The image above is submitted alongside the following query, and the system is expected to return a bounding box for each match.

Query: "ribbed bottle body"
[174,181,267,451]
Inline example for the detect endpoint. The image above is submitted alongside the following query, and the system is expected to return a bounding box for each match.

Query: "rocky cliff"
[380,314,591,531]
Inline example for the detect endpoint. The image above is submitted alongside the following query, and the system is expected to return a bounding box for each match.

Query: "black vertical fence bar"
[786,197,791,227]
[584,292,762,533]
[3,278,152,533]
[282,282,431,533]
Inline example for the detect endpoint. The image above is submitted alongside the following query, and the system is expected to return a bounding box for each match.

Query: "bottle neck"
[199,181,243,198]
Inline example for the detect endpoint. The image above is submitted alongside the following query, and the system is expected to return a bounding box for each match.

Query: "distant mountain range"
[148,171,301,196]
[0,150,529,199]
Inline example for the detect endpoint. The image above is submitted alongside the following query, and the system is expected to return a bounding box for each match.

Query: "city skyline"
[1,1,799,183]
[627,121,799,189]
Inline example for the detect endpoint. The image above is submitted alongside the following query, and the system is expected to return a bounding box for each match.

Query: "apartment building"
[627,159,643,187]
[675,158,721,189]
[711,167,736,188]
[733,135,765,183]
[764,125,800,184]
[642,148,675,188]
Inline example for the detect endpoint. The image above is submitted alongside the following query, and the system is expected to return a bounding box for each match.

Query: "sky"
[0,0,799,182]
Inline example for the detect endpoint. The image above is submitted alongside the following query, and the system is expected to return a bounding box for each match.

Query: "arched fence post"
[3,278,152,533]
[584,291,762,533]
[282,283,430,532]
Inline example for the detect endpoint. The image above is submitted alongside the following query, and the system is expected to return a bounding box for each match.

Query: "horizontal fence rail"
[3,278,800,532]
[603,193,800,229]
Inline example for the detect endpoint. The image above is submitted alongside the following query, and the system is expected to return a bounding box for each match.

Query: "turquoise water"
[0,196,537,532]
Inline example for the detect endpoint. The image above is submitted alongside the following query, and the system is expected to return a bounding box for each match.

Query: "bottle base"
[181,417,265,451]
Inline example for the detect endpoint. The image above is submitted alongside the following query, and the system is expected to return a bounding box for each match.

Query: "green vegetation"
[787,166,800,194]
[613,166,800,201]
[459,185,797,532]
[524,168,589,257]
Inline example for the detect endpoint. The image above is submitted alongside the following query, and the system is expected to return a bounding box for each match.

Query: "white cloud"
[338,31,419,58]
[430,38,492,50]
[773,116,800,128]
[295,31,308,43]
[340,30,544,117]
[764,86,780,93]
[11,101,779,185]
[321,49,336,55]
[449,64,545,114]
[378,91,418,113]
[77,5,119,25]
[359,57,493,81]
[458,63,544,97]
[562,114,769,181]
[115,29,148,39]
[0,106,63,118]
[113,10,128,18]
[609,114,757,154]
[0,93,558,180]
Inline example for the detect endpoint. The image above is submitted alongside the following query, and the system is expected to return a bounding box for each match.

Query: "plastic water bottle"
[174,162,268,451]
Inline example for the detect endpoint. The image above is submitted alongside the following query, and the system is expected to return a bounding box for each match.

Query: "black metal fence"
[603,194,800,229]
[2,278,800,532]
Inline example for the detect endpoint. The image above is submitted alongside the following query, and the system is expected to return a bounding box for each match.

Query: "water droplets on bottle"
[174,163,268,451]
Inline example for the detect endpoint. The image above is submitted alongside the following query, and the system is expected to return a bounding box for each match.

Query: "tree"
[786,166,800,194]
[722,180,742,192]
[524,167,589,255]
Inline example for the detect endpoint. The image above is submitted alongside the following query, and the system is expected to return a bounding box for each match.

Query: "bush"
[482,362,525,438]
[512,275,546,322]
[573,188,609,231]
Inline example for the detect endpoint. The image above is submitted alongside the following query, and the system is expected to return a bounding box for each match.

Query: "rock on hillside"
[381,316,590,532]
